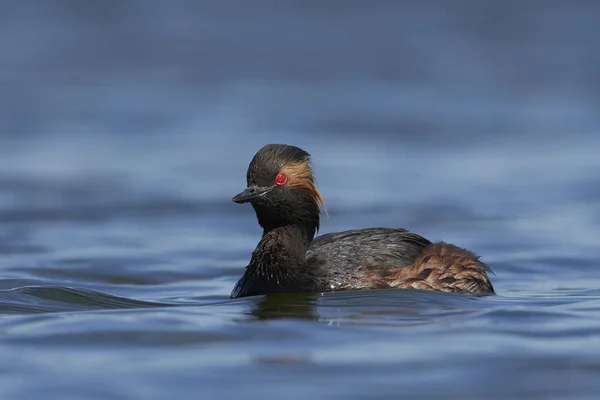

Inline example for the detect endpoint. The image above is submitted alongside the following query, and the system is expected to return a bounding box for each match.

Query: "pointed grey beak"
[232,185,273,203]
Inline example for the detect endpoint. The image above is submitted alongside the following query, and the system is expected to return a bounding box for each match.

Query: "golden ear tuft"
[281,160,328,218]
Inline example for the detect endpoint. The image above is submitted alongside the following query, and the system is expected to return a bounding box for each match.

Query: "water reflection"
[246,289,495,324]
[248,293,321,321]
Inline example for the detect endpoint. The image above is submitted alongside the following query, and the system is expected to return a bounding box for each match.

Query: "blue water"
[1,1,600,399]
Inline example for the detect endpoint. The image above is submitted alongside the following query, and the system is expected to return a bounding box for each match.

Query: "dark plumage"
[231,144,495,299]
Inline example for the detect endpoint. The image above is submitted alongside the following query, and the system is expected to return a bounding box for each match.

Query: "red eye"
[275,172,287,185]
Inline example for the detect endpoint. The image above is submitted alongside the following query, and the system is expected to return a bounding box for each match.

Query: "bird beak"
[232,185,273,203]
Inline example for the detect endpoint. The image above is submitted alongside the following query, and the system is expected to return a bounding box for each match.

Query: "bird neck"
[253,222,315,275]
[253,200,321,238]
[263,217,316,241]
[230,222,317,298]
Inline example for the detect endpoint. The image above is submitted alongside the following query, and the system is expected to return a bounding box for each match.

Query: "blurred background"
[1,1,600,399]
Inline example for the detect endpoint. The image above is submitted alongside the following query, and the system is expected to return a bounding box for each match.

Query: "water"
[1,1,600,399]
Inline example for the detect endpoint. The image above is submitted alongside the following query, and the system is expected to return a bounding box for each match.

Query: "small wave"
[0,285,172,314]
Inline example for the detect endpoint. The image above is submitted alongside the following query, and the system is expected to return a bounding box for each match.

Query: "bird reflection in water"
[248,292,321,321]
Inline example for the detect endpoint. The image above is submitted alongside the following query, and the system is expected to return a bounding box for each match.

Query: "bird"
[230,144,494,299]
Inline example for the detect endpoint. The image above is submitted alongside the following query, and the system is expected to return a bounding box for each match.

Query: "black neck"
[264,222,314,247]
[253,201,321,237]
[230,221,318,298]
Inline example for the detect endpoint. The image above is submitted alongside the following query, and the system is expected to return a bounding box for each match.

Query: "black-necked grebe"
[230,144,494,298]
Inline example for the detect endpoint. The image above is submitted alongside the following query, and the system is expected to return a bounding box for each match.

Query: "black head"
[232,144,326,231]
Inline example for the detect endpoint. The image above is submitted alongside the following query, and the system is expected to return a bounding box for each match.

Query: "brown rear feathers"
[359,242,495,294]
[385,243,494,294]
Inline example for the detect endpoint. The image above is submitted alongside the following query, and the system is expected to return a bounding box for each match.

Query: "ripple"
[0,286,171,314]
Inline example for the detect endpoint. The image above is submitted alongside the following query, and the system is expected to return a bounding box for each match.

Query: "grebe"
[231,144,494,298]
